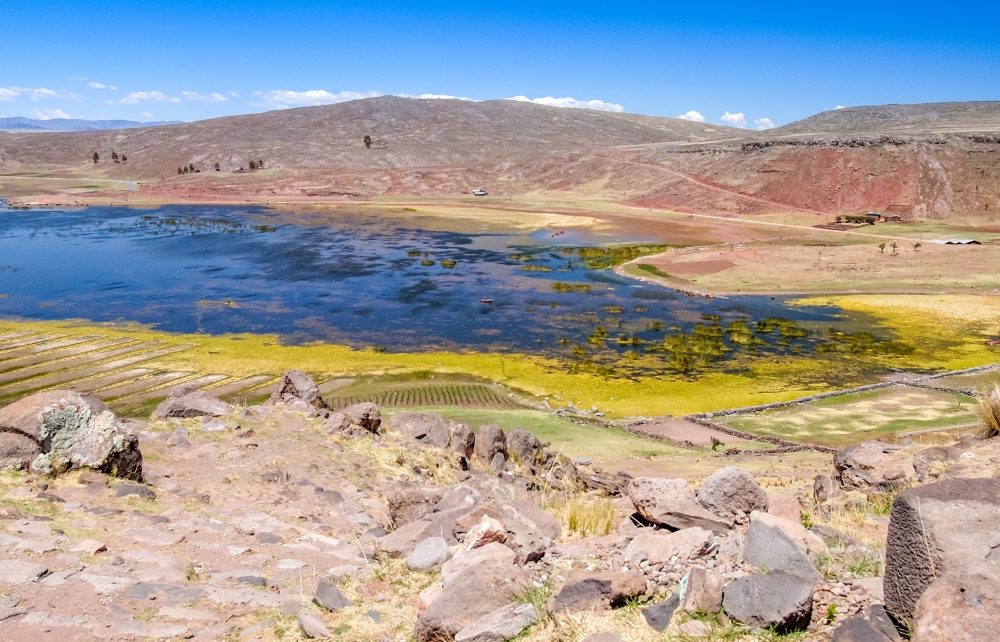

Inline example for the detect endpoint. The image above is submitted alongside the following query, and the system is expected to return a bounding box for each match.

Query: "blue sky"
[3,1,998,128]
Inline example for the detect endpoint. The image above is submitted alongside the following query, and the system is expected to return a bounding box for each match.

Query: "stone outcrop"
[623,527,714,564]
[268,369,326,411]
[450,421,475,458]
[548,568,647,612]
[695,466,768,524]
[627,477,731,534]
[474,425,506,463]
[833,440,903,489]
[0,390,142,479]
[454,603,538,642]
[679,566,723,614]
[406,536,453,572]
[389,412,449,447]
[152,383,234,420]
[342,402,381,432]
[506,426,543,464]
[743,511,823,582]
[723,571,815,633]
[416,560,527,642]
[883,478,1000,624]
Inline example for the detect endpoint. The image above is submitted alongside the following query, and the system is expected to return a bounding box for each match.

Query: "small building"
[928,239,981,245]
[472,189,488,196]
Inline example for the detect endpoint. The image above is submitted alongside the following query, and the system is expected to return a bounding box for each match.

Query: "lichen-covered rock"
[0,390,142,479]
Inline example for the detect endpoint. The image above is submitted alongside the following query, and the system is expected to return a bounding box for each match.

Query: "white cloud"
[835,105,847,110]
[228,91,239,98]
[720,111,747,128]
[506,96,624,112]
[182,91,228,102]
[754,117,775,130]
[1,86,79,101]
[141,111,154,118]
[677,110,705,122]
[88,81,117,90]
[397,93,473,101]
[32,108,71,120]
[121,90,180,104]
[0,88,17,101]
[249,89,380,108]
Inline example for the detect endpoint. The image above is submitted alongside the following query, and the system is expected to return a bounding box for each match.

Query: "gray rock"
[115,483,156,500]
[0,390,142,479]
[627,477,732,534]
[387,485,446,526]
[549,569,647,613]
[499,504,546,563]
[389,412,450,447]
[814,474,835,503]
[0,431,41,470]
[152,384,234,420]
[0,560,48,584]
[165,427,189,448]
[884,478,1000,625]
[255,532,283,544]
[298,611,332,639]
[450,421,475,458]
[441,543,517,584]
[314,577,352,612]
[454,602,538,642]
[723,571,814,633]
[912,572,1000,642]
[624,527,714,564]
[342,402,381,433]
[474,425,506,463]
[489,451,506,474]
[508,500,561,540]
[641,593,679,632]
[416,560,528,642]
[912,445,964,482]
[506,427,543,464]
[743,515,822,582]
[696,466,769,524]
[831,604,901,642]
[679,566,724,614]
[434,485,483,513]
[270,370,323,406]
[834,440,901,489]
[406,536,452,572]
[811,524,862,549]
[125,582,204,604]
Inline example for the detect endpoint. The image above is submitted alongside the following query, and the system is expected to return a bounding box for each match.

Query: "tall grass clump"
[558,496,616,538]
[975,384,1000,439]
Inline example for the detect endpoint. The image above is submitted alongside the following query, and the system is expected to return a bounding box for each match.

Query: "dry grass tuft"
[555,495,618,539]
[975,384,1000,439]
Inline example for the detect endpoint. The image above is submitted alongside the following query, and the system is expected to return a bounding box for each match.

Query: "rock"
[314,577,352,612]
[388,485,445,526]
[389,412,449,447]
[641,593,679,632]
[115,483,156,500]
[489,452,506,474]
[442,543,517,585]
[498,504,546,563]
[680,567,724,614]
[852,576,885,601]
[506,427,543,464]
[269,370,324,408]
[767,494,802,523]
[627,477,732,534]
[454,503,504,541]
[463,515,507,550]
[912,445,964,482]
[152,384,234,420]
[696,466,768,524]
[434,485,483,513]
[507,500,561,540]
[0,560,48,584]
[677,619,712,637]
[474,425,506,463]
[454,602,538,642]
[831,604,901,642]
[342,402,381,433]
[834,440,901,489]
[0,431,40,470]
[884,478,1000,624]
[70,539,107,555]
[814,474,835,503]
[743,512,823,582]
[549,569,647,613]
[722,571,814,634]
[450,422,475,458]
[406,536,452,572]
[416,560,527,642]
[165,427,189,448]
[715,531,743,562]
[624,527,715,564]
[416,583,444,616]
[911,572,1000,642]
[581,635,624,642]
[0,390,142,479]
[297,611,331,639]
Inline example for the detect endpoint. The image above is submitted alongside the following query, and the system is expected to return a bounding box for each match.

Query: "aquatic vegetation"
[552,282,592,293]
[420,259,435,266]
[407,250,422,257]
[440,259,456,268]
[815,329,915,355]
[601,305,624,314]
[635,263,670,278]
[565,245,669,269]
[520,265,552,272]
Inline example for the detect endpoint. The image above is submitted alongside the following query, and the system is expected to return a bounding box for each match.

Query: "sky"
[2,1,999,129]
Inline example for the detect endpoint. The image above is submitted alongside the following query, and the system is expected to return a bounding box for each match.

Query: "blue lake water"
[0,204,848,369]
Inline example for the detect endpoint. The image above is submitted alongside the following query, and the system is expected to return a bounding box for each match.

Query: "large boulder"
[454,603,538,642]
[831,604,901,642]
[911,573,1000,642]
[507,500,561,540]
[743,511,824,582]
[450,421,475,458]
[341,402,382,433]
[722,571,814,633]
[912,445,965,482]
[441,543,516,584]
[506,427,543,465]
[388,485,446,526]
[834,440,902,489]
[548,569,647,613]
[416,560,527,642]
[0,390,142,479]
[268,369,324,407]
[498,504,546,563]
[696,466,768,524]
[474,425,506,463]
[152,383,234,420]
[884,478,1000,625]
[679,566,724,614]
[378,506,473,557]
[623,527,714,564]
[389,412,449,447]
[627,477,732,534]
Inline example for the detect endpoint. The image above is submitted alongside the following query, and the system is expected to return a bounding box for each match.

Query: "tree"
[890,242,898,254]
[111,151,119,162]
[214,162,220,171]
[178,167,183,175]
[257,159,263,168]
[188,163,195,173]
[182,166,189,174]
[914,242,922,251]
[92,152,99,163]
[364,135,371,149]
[121,154,127,163]
[878,243,886,253]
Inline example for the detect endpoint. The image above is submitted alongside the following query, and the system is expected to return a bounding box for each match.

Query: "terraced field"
[0,330,277,413]
[326,383,523,410]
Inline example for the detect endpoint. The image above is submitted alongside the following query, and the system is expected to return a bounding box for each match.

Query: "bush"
[976,384,1000,439]
[556,496,616,538]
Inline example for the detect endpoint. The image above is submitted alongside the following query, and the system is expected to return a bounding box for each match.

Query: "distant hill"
[0,117,181,132]
[770,101,1000,136]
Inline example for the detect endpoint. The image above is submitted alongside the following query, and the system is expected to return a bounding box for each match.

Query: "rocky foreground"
[1,370,998,641]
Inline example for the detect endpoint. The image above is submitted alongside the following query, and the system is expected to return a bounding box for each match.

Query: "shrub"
[557,496,616,538]
[976,384,1000,439]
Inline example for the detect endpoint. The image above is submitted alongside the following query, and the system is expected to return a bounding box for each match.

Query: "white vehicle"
[472,189,488,196]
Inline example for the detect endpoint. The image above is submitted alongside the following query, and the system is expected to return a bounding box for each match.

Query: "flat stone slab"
[158,606,219,621]
[0,560,49,584]
[130,528,186,546]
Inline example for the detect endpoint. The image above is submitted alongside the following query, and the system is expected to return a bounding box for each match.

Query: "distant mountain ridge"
[0,117,181,132]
